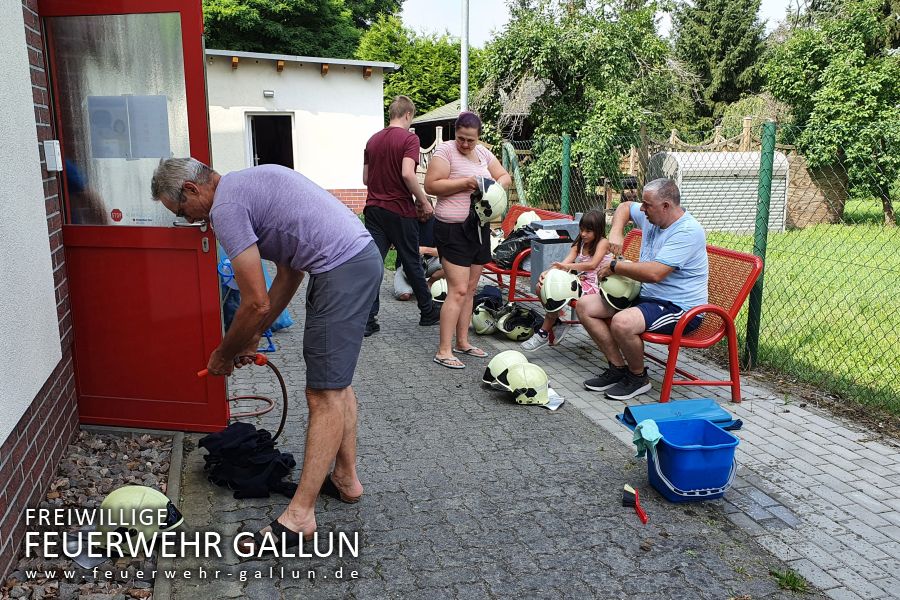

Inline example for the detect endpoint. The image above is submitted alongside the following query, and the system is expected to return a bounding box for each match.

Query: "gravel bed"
[2,429,173,600]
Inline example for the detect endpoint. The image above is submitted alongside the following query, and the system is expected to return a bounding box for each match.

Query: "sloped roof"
[411,100,461,124]
[206,49,399,71]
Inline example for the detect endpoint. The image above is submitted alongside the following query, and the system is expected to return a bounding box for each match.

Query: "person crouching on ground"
[151,158,382,549]
[424,111,511,369]
[577,178,709,401]
[521,209,612,351]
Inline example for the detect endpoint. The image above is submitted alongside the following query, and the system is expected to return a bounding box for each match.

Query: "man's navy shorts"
[634,296,703,335]
[304,241,382,389]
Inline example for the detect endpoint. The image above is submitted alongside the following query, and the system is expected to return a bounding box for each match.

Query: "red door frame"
[39,0,228,431]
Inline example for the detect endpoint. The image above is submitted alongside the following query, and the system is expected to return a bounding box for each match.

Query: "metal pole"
[460,0,469,112]
[743,120,776,368]
[561,134,572,214]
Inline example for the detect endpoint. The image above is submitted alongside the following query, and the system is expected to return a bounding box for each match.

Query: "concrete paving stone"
[787,558,841,590]
[813,472,860,494]
[835,534,890,562]
[833,550,892,583]
[854,460,899,478]
[843,490,893,514]
[768,505,803,528]
[725,511,768,536]
[849,507,893,529]
[824,588,866,600]
[828,566,890,599]
[742,486,781,508]
[859,448,900,468]
[784,456,825,477]
[755,533,804,561]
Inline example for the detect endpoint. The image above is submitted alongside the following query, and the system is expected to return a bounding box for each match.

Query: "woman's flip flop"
[434,355,466,369]
[453,347,488,358]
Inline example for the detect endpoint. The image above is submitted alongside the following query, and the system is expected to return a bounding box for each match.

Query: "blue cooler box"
[648,419,738,503]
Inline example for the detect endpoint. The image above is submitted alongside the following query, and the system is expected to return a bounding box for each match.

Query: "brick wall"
[328,188,368,214]
[0,0,79,580]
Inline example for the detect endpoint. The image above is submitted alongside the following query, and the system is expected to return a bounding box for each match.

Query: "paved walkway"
[170,272,897,599]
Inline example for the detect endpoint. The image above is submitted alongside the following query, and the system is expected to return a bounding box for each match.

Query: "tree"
[202,0,402,59]
[344,0,402,29]
[356,15,483,115]
[766,0,900,225]
[474,0,696,197]
[673,0,766,125]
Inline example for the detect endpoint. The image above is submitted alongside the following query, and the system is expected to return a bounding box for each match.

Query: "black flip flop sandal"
[320,473,362,504]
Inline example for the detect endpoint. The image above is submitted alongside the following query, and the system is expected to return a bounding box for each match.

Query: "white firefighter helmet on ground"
[472,304,498,335]
[514,210,540,231]
[496,307,536,342]
[482,350,529,391]
[539,269,582,312]
[506,362,550,405]
[474,181,508,225]
[599,272,641,311]
[430,278,449,303]
[98,485,183,547]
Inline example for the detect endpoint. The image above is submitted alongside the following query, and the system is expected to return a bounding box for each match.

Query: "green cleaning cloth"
[633,419,661,458]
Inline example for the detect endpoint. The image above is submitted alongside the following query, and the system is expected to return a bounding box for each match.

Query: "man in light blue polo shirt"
[575,178,708,400]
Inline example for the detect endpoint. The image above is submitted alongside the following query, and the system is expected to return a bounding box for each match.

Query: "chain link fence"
[506,123,900,413]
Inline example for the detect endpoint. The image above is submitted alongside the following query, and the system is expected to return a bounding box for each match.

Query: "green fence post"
[743,120,776,369]
[502,141,528,205]
[561,134,572,215]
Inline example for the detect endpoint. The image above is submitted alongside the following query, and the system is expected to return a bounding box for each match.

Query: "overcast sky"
[401,0,792,47]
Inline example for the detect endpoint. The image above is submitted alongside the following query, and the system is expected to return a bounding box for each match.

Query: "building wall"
[206,54,385,210]
[0,0,79,579]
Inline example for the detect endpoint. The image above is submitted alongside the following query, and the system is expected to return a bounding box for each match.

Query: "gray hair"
[151,157,213,203]
[643,178,680,205]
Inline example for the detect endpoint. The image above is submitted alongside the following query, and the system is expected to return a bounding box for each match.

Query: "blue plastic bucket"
[647,418,738,503]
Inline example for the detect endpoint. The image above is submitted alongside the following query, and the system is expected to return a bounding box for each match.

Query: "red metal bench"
[618,229,763,403]
[482,205,573,303]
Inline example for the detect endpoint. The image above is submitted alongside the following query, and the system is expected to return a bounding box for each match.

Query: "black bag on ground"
[198,422,297,499]
[492,226,538,269]
[474,285,504,312]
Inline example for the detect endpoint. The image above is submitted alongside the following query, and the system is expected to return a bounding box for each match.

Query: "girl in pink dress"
[521,209,612,351]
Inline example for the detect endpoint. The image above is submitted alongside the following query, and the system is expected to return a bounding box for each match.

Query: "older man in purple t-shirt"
[152,159,382,552]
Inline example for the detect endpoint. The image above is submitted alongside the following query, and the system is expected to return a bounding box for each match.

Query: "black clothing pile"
[198,422,297,499]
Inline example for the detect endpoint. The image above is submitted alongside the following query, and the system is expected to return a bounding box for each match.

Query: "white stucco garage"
[205,49,398,212]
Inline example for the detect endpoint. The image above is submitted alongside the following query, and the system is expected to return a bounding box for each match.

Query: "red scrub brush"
[623,484,649,524]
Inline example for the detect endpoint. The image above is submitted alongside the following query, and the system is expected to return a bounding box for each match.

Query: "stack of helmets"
[539,269,582,312]
[482,351,550,405]
[496,305,537,342]
[472,293,505,335]
[431,279,449,303]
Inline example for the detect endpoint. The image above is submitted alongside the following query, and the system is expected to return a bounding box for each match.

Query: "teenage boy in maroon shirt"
[362,95,441,336]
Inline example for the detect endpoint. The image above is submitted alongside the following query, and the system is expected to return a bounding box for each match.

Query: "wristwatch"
[610,259,618,274]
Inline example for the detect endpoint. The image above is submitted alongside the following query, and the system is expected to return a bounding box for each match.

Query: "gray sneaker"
[604,368,652,401]
[521,330,549,351]
[583,364,629,391]
[549,323,571,346]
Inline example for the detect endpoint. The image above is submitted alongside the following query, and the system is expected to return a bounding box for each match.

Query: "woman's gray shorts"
[304,241,382,389]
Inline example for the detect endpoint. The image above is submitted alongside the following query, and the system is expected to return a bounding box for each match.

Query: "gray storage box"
[529,217,581,240]
[530,238,574,293]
